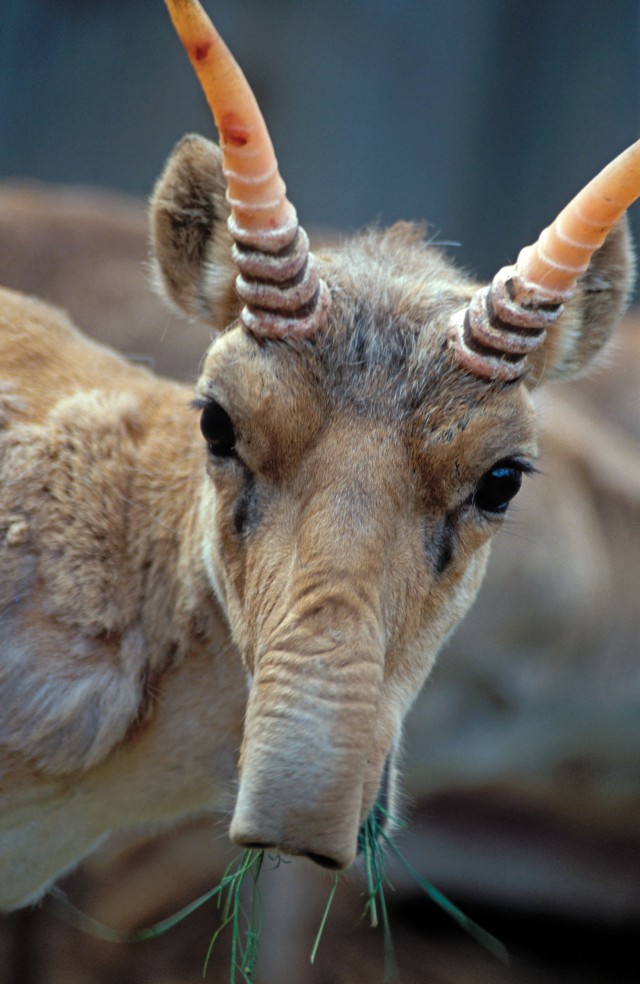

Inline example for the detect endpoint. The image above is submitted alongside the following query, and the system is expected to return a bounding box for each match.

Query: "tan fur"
[0,136,634,907]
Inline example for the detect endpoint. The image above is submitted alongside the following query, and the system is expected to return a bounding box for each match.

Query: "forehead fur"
[316,223,499,432]
[202,222,528,447]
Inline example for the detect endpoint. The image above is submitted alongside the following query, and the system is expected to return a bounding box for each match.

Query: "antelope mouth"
[230,633,397,871]
[231,749,396,871]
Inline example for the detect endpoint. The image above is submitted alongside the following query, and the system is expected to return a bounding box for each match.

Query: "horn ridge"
[231,228,311,284]
[226,213,299,253]
[470,285,547,356]
[241,279,331,340]
[450,138,640,381]
[235,254,321,313]
[449,307,528,382]
[448,266,562,382]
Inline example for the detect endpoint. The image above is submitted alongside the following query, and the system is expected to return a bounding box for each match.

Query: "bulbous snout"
[231,745,395,869]
[230,776,361,870]
[229,639,392,869]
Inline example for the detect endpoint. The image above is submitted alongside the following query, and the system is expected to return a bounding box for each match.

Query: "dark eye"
[200,400,237,459]
[474,459,527,514]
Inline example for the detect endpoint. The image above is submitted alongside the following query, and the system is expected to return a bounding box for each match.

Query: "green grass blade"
[357,811,400,982]
[310,874,339,965]
[368,830,399,983]
[241,852,264,977]
[47,879,228,943]
[229,858,250,981]
[381,833,510,966]
[49,849,266,981]
[201,848,265,981]
[360,817,381,928]
[50,814,506,981]
[202,916,231,978]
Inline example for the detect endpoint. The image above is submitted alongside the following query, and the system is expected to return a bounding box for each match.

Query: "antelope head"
[153,0,637,869]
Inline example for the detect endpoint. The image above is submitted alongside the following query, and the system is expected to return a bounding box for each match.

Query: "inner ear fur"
[150,134,241,330]
[527,216,635,386]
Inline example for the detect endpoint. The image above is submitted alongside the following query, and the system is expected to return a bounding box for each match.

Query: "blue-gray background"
[1,0,639,290]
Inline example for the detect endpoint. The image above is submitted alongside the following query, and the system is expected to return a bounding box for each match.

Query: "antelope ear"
[150,134,241,330]
[527,216,636,386]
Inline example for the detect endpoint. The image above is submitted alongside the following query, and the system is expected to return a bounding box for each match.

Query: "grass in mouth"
[358,809,399,983]
[49,848,267,982]
[201,848,264,981]
[48,806,508,980]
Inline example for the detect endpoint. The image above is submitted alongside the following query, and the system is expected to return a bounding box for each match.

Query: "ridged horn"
[165,0,330,339]
[450,138,640,381]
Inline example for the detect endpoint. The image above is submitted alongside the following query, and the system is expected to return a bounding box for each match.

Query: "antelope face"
[156,0,636,869]
[194,271,538,868]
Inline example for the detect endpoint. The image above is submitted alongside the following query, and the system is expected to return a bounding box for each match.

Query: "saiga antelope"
[0,0,637,911]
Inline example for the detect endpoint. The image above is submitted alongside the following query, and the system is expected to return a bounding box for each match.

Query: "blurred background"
[1,1,639,983]
[1,0,640,284]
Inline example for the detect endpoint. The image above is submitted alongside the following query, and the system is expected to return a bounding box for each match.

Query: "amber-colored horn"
[165,0,329,338]
[516,139,640,301]
[450,138,640,382]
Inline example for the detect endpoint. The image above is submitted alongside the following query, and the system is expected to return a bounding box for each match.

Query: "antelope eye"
[474,459,527,514]
[200,400,237,459]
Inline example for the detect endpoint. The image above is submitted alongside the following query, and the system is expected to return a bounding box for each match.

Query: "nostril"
[305,851,344,871]
[232,835,348,871]
[233,838,276,853]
